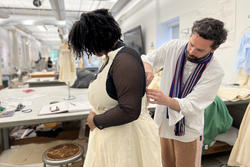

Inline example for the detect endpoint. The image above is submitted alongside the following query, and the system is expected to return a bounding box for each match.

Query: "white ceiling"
[0,0,117,10]
[0,0,121,49]
[0,0,52,9]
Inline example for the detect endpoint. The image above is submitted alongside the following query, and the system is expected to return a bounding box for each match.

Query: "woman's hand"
[87,111,97,131]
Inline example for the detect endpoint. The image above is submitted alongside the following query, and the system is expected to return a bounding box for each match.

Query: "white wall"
[119,0,249,84]
[120,0,157,52]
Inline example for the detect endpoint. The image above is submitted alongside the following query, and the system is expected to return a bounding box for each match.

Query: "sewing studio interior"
[0,0,250,167]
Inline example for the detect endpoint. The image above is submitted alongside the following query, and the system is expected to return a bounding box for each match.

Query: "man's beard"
[185,50,211,63]
[185,50,200,61]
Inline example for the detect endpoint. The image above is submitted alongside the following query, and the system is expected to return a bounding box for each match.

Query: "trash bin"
[2,76,9,88]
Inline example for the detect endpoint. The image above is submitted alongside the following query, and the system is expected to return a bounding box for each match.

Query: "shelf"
[203,141,232,155]
[10,129,79,146]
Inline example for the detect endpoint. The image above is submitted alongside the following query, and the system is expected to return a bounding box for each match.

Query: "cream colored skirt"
[83,112,162,167]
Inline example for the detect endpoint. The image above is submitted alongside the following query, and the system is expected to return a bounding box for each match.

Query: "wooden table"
[29,72,57,78]
[25,78,65,87]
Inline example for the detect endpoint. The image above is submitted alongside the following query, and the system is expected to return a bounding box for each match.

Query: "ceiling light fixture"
[33,0,42,7]
[37,25,47,32]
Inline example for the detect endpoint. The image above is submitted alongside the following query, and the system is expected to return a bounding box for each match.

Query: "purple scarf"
[167,44,212,136]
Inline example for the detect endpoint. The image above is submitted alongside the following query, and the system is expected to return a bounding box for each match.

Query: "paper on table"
[0,110,15,118]
[38,101,91,116]
[0,106,16,118]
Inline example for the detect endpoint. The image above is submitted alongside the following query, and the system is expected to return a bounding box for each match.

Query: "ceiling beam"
[0,7,84,20]
[0,7,86,14]
[115,0,151,22]
[49,0,67,42]
[110,0,131,17]
[49,0,66,20]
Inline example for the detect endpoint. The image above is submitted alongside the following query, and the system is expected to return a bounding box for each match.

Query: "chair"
[42,143,84,167]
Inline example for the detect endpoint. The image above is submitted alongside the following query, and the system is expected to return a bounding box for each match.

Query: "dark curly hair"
[191,18,228,50]
[68,9,121,58]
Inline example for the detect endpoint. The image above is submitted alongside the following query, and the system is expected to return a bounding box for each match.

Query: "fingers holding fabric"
[146,89,168,105]
[146,72,154,87]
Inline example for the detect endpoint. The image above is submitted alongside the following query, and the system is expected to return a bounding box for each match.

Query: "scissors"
[21,108,32,113]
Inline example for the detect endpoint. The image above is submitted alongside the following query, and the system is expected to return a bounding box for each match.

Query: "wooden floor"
[203,141,232,155]
[4,127,236,167]
[10,129,80,146]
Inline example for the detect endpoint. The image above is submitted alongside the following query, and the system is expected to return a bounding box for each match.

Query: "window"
[156,17,179,48]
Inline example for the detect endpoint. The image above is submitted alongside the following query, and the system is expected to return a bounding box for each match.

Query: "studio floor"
[202,151,237,167]
[0,132,237,167]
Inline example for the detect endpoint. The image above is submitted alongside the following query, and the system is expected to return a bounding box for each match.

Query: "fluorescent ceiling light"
[37,25,47,32]
[0,19,67,26]
[22,20,35,25]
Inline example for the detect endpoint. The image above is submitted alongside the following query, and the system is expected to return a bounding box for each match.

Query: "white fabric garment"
[217,86,250,101]
[85,48,162,167]
[58,44,76,86]
[141,39,224,142]
[228,103,250,166]
[0,64,2,86]
[78,57,85,69]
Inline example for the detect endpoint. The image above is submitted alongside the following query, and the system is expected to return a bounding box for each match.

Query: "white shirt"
[0,65,2,86]
[141,40,224,142]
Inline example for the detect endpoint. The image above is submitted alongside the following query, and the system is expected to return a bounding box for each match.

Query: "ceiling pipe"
[116,0,151,22]
[110,0,131,17]
[49,0,67,43]
[49,0,66,20]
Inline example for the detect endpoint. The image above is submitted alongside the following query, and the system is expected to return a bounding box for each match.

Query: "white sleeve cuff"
[167,107,184,126]
[141,54,153,67]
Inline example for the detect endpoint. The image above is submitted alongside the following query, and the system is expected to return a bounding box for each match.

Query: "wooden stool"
[42,143,84,167]
[0,85,4,90]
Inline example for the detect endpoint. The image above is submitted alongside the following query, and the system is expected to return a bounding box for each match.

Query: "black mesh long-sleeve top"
[93,45,146,130]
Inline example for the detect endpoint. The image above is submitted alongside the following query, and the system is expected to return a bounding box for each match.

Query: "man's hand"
[146,89,168,105]
[146,89,181,111]
[87,111,96,131]
[144,62,154,86]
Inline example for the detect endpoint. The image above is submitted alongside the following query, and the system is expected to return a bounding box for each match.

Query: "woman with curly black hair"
[68,9,162,167]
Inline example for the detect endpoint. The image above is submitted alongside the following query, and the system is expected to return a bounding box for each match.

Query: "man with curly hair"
[142,18,227,167]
